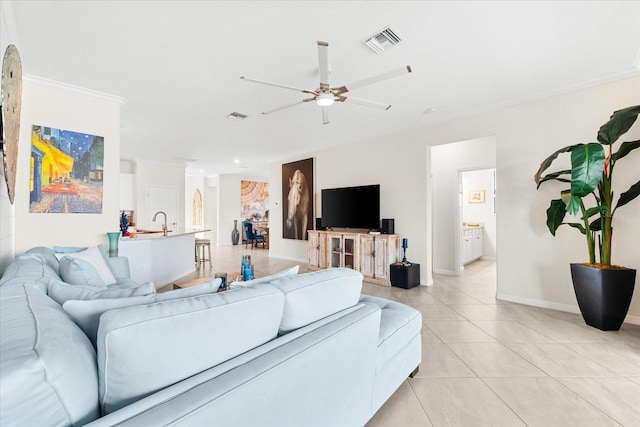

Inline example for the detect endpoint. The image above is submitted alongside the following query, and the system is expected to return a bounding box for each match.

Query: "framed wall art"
[29,125,104,213]
[469,189,485,204]
[281,158,313,240]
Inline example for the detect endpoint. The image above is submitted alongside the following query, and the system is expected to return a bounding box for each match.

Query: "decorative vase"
[106,232,120,258]
[570,263,636,331]
[231,220,240,245]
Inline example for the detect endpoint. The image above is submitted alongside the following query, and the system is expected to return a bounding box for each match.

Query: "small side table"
[390,262,420,289]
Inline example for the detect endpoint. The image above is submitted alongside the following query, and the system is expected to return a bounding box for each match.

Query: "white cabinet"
[359,234,400,285]
[308,231,400,285]
[462,227,483,265]
[307,230,328,270]
[327,232,359,269]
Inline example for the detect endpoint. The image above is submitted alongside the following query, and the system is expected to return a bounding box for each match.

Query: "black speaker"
[390,263,420,289]
[381,218,394,234]
[315,218,323,230]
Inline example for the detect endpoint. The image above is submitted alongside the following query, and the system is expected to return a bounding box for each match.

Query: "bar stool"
[195,238,212,269]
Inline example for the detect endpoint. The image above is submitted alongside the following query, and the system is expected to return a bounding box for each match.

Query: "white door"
[147,186,178,230]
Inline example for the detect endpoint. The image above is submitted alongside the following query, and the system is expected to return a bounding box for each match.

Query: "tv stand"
[307,230,400,286]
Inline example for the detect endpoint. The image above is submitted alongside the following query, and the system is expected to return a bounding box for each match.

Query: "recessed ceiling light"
[234,159,240,164]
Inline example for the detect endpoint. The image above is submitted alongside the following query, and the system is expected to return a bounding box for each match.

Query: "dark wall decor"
[282,158,313,240]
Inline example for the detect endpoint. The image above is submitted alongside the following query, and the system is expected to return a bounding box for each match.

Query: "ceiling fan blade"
[261,100,307,115]
[322,106,329,125]
[333,65,412,95]
[317,41,329,88]
[338,95,391,110]
[240,76,316,95]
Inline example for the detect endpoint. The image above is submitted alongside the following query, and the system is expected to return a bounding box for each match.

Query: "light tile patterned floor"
[172,246,640,426]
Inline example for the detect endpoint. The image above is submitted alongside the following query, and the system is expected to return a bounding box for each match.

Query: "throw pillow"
[63,278,222,346]
[55,246,116,285]
[58,257,106,288]
[48,279,156,306]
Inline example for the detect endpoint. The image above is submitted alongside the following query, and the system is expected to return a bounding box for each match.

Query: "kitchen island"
[118,228,210,288]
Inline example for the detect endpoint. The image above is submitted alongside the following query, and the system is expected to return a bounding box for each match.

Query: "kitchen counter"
[118,228,211,287]
[123,227,209,240]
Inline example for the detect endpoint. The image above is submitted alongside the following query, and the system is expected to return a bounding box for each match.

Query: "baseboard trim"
[496,293,640,326]
[433,269,456,276]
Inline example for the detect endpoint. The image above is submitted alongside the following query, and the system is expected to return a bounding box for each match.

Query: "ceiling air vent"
[226,112,248,121]
[363,26,403,54]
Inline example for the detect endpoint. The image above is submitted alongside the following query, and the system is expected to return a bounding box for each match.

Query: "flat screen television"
[321,184,380,230]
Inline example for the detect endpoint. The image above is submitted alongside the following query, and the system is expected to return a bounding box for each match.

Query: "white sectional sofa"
[0,246,421,427]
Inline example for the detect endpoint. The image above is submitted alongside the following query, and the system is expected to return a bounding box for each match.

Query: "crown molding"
[23,74,127,106]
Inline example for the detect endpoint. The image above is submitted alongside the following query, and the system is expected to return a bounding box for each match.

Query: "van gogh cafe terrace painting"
[29,125,105,214]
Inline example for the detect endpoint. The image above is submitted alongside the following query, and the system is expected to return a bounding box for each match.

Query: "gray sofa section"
[0,247,421,427]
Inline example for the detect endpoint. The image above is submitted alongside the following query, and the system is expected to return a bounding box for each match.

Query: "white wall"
[12,77,123,253]
[432,137,496,274]
[269,136,433,285]
[426,76,640,321]
[270,76,640,323]
[461,168,497,260]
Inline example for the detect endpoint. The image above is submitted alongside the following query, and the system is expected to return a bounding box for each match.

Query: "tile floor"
[172,245,640,426]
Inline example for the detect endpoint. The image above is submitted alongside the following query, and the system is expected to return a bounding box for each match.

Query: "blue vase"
[106,232,120,257]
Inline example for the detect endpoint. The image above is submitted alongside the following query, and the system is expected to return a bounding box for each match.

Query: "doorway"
[430,136,497,277]
[456,168,497,275]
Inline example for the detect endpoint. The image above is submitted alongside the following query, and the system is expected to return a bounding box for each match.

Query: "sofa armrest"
[108,257,130,280]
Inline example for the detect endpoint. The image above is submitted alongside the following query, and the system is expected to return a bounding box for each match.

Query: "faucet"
[152,211,168,236]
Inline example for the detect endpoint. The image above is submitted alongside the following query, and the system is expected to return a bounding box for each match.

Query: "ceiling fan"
[241,41,412,124]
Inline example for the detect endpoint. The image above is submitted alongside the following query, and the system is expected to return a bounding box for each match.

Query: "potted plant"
[534,105,640,330]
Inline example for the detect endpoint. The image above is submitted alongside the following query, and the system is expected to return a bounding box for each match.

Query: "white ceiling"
[4,1,640,176]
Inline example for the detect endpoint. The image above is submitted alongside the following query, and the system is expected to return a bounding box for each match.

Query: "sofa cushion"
[58,256,107,287]
[97,284,285,414]
[25,246,60,271]
[0,284,99,426]
[269,268,363,334]
[47,279,156,305]
[63,278,222,346]
[0,253,60,292]
[359,295,422,372]
[55,246,117,285]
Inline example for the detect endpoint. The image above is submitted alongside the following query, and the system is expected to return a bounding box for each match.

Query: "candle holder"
[401,238,408,263]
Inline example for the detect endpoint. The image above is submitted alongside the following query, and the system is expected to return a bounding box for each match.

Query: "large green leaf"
[597,105,640,145]
[536,169,571,189]
[581,206,603,220]
[561,190,582,216]
[534,145,578,185]
[613,139,640,161]
[566,222,587,235]
[546,199,567,236]
[571,143,605,198]
[615,180,640,211]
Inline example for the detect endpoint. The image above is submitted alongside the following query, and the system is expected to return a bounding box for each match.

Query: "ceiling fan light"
[316,93,334,107]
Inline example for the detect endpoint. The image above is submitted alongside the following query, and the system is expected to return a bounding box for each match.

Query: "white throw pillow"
[55,246,116,285]
[63,278,222,346]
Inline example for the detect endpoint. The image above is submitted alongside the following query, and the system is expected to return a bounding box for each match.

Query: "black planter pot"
[570,263,636,331]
